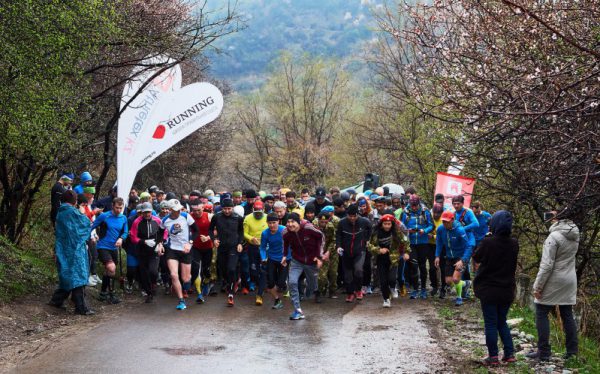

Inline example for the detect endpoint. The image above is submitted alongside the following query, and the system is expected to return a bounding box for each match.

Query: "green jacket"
[368,228,410,266]
[313,218,336,255]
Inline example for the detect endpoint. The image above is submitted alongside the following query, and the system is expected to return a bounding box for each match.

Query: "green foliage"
[0,0,120,165]
[0,235,55,302]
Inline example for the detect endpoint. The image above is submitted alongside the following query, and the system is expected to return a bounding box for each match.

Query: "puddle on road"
[356,324,391,332]
[155,345,226,356]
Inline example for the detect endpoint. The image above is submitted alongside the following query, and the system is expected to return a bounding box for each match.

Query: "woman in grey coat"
[527,213,579,361]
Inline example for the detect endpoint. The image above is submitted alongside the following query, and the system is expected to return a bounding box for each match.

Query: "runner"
[429,203,446,298]
[472,201,492,248]
[434,211,474,306]
[368,214,410,307]
[129,202,165,303]
[260,213,286,309]
[243,201,269,305]
[189,199,214,304]
[209,198,244,307]
[50,172,73,227]
[305,187,332,215]
[401,195,435,299]
[283,213,324,320]
[452,195,479,298]
[91,197,128,304]
[314,211,338,300]
[336,204,372,303]
[160,199,199,310]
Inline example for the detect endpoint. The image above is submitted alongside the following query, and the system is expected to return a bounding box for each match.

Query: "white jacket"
[533,220,579,305]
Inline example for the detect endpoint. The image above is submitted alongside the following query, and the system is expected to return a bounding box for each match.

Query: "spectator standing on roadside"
[472,210,519,366]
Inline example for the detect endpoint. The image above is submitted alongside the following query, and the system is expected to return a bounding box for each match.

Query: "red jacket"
[283,221,324,265]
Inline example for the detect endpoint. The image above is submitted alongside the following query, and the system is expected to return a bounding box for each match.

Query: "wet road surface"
[13,292,449,373]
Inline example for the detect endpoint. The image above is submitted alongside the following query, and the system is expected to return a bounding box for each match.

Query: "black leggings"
[343,252,365,294]
[217,247,239,294]
[191,249,213,286]
[362,251,372,287]
[87,240,98,275]
[376,254,397,300]
[414,244,437,290]
[138,250,159,295]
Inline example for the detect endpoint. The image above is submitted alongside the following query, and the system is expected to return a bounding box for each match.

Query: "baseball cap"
[315,187,326,197]
[169,199,183,211]
[441,211,455,222]
[141,202,153,212]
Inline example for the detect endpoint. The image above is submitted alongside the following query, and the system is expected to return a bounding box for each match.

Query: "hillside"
[205,0,381,91]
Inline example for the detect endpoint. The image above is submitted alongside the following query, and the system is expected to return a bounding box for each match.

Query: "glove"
[145,239,156,247]
[337,247,344,256]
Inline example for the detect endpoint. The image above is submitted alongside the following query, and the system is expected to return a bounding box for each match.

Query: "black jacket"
[472,235,519,304]
[209,212,244,249]
[336,216,372,257]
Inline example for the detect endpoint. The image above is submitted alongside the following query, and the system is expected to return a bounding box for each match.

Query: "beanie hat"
[83,186,96,194]
[321,205,334,214]
[380,214,395,223]
[253,201,264,211]
[267,213,279,222]
[246,189,258,199]
[165,192,177,200]
[304,204,316,213]
[288,212,301,225]
[221,198,234,208]
[232,191,242,198]
[80,171,92,183]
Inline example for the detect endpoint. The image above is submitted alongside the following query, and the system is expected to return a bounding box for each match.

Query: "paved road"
[13,292,450,374]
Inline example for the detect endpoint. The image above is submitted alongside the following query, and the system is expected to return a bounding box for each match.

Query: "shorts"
[165,248,192,265]
[267,259,286,290]
[98,249,118,265]
[445,257,466,276]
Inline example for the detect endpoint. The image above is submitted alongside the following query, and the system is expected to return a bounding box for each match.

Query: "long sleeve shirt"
[260,226,285,262]
[209,212,244,249]
[435,222,473,263]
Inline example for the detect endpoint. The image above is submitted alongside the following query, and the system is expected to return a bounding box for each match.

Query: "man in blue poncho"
[48,190,95,315]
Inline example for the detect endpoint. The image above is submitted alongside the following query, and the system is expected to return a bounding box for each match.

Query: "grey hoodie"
[533,220,579,305]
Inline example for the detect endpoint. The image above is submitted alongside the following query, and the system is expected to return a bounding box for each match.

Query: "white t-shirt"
[161,213,195,251]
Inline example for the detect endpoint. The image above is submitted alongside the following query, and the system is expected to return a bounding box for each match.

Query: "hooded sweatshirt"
[283,221,324,265]
[435,221,473,262]
[472,210,519,304]
[533,220,579,305]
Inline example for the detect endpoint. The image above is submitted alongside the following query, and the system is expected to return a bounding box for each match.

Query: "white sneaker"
[87,275,97,287]
[92,274,102,284]
[392,288,399,299]
[383,299,391,308]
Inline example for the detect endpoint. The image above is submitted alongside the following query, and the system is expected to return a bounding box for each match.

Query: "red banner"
[434,172,476,208]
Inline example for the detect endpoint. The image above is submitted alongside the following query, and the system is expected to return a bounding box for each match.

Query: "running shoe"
[227,294,234,307]
[345,293,356,303]
[454,297,463,306]
[400,285,408,297]
[272,299,284,310]
[462,280,471,300]
[366,286,373,295]
[108,293,121,304]
[501,355,516,363]
[392,288,399,299]
[482,356,500,366]
[255,295,263,306]
[242,287,250,295]
[124,284,133,294]
[430,287,439,297]
[75,308,96,316]
[419,289,428,299]
[382,299,391,308]
[409,290,418,299]
[439,288,447,299]
[196,293,205,304]
[92,274,102,284]
[87,275,97,287]
[355,291,364,300]
[176,300,187,310]
[283,290,290,298]
[249,282,256,292]
[289,310,305,320]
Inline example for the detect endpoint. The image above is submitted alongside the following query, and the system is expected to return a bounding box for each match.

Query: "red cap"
[380,214,396,223]
[253,201,264,211]
[441,211,455,222]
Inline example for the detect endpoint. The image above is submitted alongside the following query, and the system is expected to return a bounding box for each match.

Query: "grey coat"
[533,220,579,306]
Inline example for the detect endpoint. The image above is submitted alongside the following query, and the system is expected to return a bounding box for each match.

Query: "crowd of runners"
[49,172,490,321]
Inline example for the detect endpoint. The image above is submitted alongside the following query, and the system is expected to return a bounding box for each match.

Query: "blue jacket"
[474,210,492,242]
[54,204,91,290]
[454,207,479,246]
[401,207,433,245]
[260,226,285,262]
[91,211,128,250]
[435,221,473,263]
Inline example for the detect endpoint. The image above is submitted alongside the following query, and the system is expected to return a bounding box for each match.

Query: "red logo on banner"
[152,124,166,139]
[434,172,477,208]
